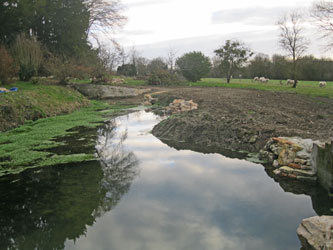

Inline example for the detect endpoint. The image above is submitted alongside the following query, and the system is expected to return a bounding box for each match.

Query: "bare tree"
[277,11,309,88]
[107,45,123,72]
[166,47,178,72]
[84,0,127,43]
[312,0,333,49]
[118,47,128,65]
[128,46,139,65]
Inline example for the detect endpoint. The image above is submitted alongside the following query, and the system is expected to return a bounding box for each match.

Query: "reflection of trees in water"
[0,119,139,250]
[95,119,139,217]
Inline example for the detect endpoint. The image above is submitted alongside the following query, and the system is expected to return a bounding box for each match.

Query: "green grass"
[0,81,89,131]
[0,100,130,176]
[124,78,146,86]
[183,78,333,98]
[123,77,333,98]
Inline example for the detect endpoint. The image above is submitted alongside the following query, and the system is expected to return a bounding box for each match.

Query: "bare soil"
[146,86,333,153]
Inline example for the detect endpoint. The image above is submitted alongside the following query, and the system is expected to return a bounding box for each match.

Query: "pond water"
[0,110,332,250]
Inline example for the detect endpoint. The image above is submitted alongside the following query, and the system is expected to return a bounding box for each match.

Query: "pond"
[0,110,332,250]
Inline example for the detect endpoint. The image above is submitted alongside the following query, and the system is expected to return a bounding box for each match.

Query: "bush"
[11,33,43,81]
[117,64,137,76]
[44,54,77,85]
[176,51,211,82]
[147,70,182,85]
[0,45,16,84]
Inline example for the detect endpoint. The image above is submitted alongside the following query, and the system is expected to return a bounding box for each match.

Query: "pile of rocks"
[259,137,324,182]
[297,216,333,250]
[143,94,158,105]
[166,99,198,114]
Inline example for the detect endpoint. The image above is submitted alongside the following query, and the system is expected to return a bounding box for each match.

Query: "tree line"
[1,0,333,87]
[0,0,126,84]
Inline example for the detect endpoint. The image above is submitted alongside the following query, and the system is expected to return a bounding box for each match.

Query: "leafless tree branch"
[312,0,333,49]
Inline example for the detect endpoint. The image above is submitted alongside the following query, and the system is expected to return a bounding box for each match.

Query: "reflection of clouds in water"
[66,110,315,250]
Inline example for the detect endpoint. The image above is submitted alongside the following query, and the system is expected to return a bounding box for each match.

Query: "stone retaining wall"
[313,141,333,195]
[71,84,150,99]
[260,137,333,194]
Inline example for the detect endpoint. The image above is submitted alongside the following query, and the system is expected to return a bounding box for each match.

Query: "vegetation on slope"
[0,82,89,131]
[0,100,130,176]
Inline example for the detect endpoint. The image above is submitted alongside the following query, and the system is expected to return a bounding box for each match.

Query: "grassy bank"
[0,82,89,131]
[0,100,130,176]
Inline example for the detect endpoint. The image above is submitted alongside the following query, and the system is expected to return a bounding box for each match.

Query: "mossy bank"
[0,82,133,176]
[0,99,131,176]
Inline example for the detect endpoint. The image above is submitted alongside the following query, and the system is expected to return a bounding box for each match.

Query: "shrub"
[117,64,137,76]
[44,54,76,85]
[176,51,211,82]
[0,45,16,85]
[11,33,43,81]
[147,70,182,85]
[147,58,168,74]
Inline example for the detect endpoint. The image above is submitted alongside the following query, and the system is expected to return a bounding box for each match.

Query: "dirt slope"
[151,87,333,153]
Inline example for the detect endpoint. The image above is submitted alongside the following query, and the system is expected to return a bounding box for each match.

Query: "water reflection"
[65,111,331,250]
[0,117,139,250]
[0,111,331,250]
[264,166,333,216]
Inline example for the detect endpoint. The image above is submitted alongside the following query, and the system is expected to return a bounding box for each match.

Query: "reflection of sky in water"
[65,111,316,250]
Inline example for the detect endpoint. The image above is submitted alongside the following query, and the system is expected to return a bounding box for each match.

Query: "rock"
[167,99,198,114]
[288,163,302,169]
[296,176,317,183]
[270,144,281,155]
[249,135,258,143]
[297,150,312,160]
[297,216,333,250]
[292,144,304,152]
[144,94,158,105]
[301,165,312,171]
[273,160,279,168]
[272,137,294,145]
[295,158,307,165]
[267,152,275,163]
[278,146,296,166]
[264,139,274,150]
[288,174,297,179]
[279,166,316,177]
[72,84,150,99]
[273,169,281,175]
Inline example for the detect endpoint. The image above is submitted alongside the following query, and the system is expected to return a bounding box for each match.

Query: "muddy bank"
[152,87,333,153]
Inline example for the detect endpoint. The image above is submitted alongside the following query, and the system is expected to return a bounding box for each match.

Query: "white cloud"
[101,0,333,59]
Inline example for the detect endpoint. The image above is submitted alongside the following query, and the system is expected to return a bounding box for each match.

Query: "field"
[123,77,333,98]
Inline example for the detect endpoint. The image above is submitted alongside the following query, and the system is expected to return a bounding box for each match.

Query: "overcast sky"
[109,0,333,59]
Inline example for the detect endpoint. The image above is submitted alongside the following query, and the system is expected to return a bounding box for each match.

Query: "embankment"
[152,87,333,153]
[0,82,89,132]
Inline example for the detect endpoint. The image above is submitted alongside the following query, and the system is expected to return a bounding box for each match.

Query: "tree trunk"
[226,76,231,83]
[292,56,297,88]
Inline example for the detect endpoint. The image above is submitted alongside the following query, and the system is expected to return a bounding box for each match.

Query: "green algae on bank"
[0,101,132,176]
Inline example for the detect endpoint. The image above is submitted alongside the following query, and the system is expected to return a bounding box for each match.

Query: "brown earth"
[144,86,333,153]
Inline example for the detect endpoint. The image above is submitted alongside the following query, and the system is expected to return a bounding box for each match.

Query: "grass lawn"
[121,77,333,98]
[191,78,333,98]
